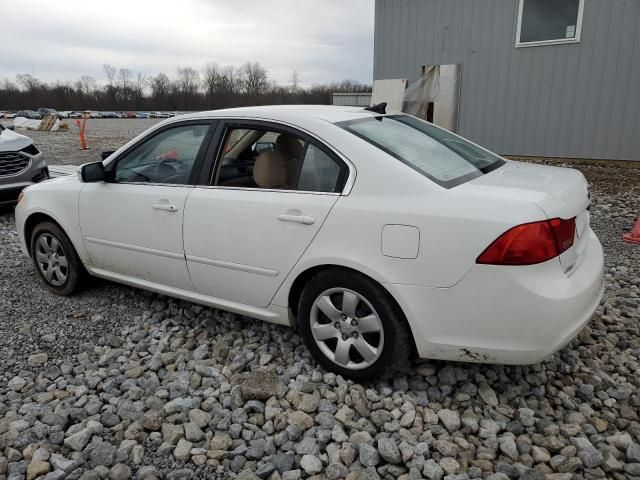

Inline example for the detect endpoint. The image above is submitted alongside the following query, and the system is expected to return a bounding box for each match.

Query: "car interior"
[216,128,305,190]
[113,124,209,184]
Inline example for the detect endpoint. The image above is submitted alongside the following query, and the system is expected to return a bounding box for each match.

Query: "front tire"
[30,222,85,296]
[298,269,412,380]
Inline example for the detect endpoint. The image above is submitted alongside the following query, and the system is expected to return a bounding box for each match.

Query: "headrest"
[253,151,287,188]
[276,134,303,159]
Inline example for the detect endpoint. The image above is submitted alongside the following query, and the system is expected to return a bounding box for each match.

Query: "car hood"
[457,160,590,219]
[0,127,33,152]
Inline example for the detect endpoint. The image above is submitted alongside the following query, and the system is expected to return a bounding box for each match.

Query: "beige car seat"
[253,150,288,189]
[276,134,304,184]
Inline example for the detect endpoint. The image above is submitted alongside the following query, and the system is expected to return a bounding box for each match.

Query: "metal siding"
[373,0,640,160]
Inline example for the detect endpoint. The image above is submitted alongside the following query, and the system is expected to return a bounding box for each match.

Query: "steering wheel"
[152,159,179,182]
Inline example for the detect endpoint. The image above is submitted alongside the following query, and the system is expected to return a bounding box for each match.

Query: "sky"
[1,0,375,88]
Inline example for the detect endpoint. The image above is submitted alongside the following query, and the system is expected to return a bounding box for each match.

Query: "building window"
[516,0,584,47]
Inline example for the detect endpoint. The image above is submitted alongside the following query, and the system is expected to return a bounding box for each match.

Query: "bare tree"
[134,73,147,95]
[78,75,96,96]
[241,62,268,96]
[202,62,219,99]
[176,67,200,109]
[16,73,40,92]
[150,73,171,98]
[118,68,132,91]
[103,64,116,86]
[216,65,241,95]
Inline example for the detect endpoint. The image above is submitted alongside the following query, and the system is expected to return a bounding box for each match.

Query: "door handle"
[277,214,315,225]
[152,203,178,212]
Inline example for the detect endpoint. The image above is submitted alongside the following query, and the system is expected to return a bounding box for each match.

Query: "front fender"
[15,178,90,265]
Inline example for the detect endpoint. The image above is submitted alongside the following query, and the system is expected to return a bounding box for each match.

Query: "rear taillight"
[477,218,576,265]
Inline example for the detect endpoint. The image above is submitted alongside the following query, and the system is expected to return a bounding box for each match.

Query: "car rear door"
[79,120,216,290]
[183,119,351,308]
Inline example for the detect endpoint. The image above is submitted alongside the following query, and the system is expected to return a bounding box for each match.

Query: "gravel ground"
[1,150,639,480]
[23,119,163,166]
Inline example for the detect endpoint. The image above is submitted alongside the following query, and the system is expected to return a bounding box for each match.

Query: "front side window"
[114,124,209,184]
[338,115,504,189]
[213,126,346,193]
[516,0,584,47]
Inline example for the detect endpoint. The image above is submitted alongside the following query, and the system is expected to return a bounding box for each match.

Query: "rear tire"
[30,222,86,296]
[298,269,412,380]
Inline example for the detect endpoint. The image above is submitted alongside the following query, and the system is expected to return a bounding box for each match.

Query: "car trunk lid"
[458,161,591,274]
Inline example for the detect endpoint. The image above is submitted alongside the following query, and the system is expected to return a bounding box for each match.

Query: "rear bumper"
[387,228,604,364]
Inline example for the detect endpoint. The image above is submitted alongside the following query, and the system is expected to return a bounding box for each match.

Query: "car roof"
[177,105,385,125]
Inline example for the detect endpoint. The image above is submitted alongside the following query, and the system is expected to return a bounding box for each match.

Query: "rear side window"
[338,115,504,188]
[213,125,348,193]
[298,144,343,193]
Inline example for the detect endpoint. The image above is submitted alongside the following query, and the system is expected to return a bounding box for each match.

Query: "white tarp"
[402,64,461,132]
[370,79,408,112]
[13,116,61,132]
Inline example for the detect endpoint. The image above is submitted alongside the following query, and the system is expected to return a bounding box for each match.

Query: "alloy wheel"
[35,233,68,286]
[310,288,384,370]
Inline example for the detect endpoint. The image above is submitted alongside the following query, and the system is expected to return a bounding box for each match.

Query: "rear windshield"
[338,114,505,188]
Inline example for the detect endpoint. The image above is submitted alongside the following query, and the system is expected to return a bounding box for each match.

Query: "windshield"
[338,114,505,188]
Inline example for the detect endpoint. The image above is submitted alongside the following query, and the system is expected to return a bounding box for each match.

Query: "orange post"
[76,113,89,150]
[623,211,640,244]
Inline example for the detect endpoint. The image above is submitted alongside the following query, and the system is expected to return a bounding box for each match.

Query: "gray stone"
[359,444,380,467]
[571,437,603,468]
[273,452,295,472]
[109,464,131,480]
[499,436,519,461]
[423,459,444,480]
[64,428,92,452]
[28,353,48,366]
[174,438,192,462]
[627,442,640,463]
[377,437,401,463]
[49,454,76,473]
[437,409,461,432]
[325,462,349,480]
[8,376,27,392]
[300,454,322,475]
[478,383,499,406]
[183,422,204,442]
[89,442,117,468]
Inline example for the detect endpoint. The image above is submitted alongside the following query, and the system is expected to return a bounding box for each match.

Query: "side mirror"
[79,161,105,182]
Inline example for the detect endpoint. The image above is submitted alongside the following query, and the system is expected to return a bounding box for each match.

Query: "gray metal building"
[374,0,640,161]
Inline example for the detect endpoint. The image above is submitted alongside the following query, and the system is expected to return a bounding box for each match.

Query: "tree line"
[0,62,371,111]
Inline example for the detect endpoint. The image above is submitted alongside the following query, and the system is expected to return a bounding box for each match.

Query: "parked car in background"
[137,112,150,119]
[69,112,82,119]
[101,112,118,118]
[0,123,48,205]
[57,111,70,119]
[88,111,102,119]
[16,110,41,119]
[37,108,58,118]
[149,112,161,118]
[1,112,17,119]
[14,105,604,379]
[159,112,172,118]
[126,112,138,118]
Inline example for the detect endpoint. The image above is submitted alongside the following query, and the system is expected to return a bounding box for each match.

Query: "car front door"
[183,120,351,308]
[79,121,215,290]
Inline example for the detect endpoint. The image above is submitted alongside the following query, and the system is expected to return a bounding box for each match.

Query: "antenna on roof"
[364,102,387,114]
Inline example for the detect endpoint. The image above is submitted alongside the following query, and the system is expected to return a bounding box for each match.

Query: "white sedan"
[15,105,604,379]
